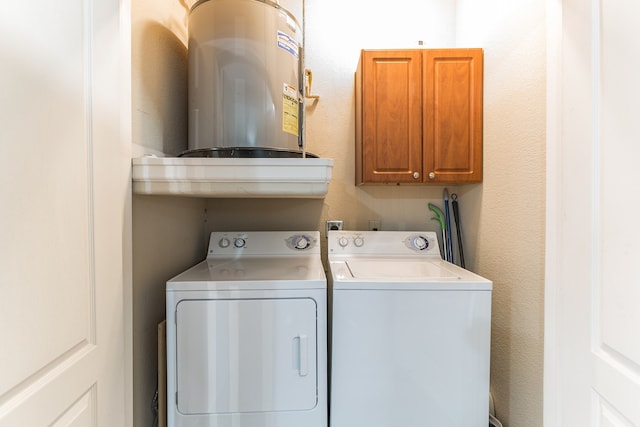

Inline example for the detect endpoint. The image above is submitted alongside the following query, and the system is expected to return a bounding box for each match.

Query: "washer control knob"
[338,236,349,247]
[354,236,365,247]
[294,235,311,250]
[218,238,230,248]
[412,235,429,250]
[234,238,246,248]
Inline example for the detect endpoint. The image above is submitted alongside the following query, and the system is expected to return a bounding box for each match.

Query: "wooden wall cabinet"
[355,48,483,185]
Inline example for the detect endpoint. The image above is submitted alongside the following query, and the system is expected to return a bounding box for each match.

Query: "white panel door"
[0,0,130,425]
[546,0,640,425]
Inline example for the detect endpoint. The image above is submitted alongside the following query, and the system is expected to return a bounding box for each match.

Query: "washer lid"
[167,257,327,291]
[331,259,492,291]
[346,259,459,280]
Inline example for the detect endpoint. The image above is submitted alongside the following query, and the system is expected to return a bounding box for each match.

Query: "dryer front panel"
[175,298,318,415]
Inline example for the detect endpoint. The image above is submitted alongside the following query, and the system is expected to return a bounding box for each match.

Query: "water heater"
[186,0,309,158]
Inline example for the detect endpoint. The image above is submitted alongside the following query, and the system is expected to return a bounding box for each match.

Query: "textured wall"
[131,0,189,156]
[302,0,458,240]
[131,196,207,427]
[456,1,547,426]
[131,2,203,427]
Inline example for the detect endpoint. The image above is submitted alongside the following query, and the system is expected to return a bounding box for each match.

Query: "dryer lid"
[167,257,327,291]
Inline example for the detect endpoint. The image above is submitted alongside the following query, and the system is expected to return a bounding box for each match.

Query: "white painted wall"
[131,1,546,426]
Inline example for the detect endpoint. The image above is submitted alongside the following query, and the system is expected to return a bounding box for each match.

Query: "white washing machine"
[166,231,327,427]
[328,230,492,427]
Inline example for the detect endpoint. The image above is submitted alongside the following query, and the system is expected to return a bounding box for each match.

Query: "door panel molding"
[546,0,640,425]
[0,0,129,424]
[51,388,96,427]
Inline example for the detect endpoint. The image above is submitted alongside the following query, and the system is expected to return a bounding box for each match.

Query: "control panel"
[207,231,320,257]
[328,230,442,257]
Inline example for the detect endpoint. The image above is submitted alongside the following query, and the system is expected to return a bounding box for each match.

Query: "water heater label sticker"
[282,83,299,136]
[277,31,299,58]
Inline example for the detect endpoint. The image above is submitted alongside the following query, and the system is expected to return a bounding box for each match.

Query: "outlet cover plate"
[326,220,344,237]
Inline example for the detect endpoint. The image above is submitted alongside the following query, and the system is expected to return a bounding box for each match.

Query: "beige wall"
[131,1,202,426]
[132,1,546,426]
[456,1,546,425]
[301,0,457,246]
[131,196,207,426]
[132,0,189,156]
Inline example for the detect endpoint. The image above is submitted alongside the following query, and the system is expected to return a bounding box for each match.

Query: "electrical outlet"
[325,220,343,237]
[368,220,381,231]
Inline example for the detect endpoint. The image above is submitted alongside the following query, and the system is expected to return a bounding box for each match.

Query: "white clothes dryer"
[166,231,327,427]
[328,230,492,427]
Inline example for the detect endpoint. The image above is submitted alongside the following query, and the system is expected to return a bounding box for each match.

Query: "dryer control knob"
[219,238,230,248]
[294,235,311,250]
[234,238,246,248]
[354,236,365,247]
[412,235,429,250]
[338,237,349,247]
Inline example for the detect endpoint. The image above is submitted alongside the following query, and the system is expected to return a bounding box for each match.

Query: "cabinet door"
[423,49,483,183]
[356,50,423,184]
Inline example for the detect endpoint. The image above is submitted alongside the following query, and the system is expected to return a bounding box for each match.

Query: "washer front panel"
[330,289,491,427]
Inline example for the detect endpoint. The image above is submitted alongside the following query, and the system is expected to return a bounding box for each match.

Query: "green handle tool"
[428,203,448,260]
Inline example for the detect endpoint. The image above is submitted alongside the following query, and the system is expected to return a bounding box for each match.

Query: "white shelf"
[132,156,333,198]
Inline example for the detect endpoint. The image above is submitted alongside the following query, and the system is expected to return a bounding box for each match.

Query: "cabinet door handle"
[413,172,420,179]
[428,172,435,180]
